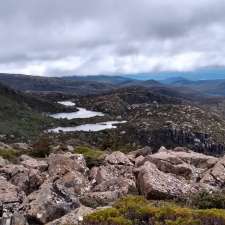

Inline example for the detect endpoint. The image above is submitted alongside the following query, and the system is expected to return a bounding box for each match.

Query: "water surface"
[57,101,76,106]
[48,121,127,133]
[51,107,104,120]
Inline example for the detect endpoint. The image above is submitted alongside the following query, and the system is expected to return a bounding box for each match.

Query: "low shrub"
[83,196,225,225]
[74,146,105,168]
[0,148,20,161]
[188,191,225,209]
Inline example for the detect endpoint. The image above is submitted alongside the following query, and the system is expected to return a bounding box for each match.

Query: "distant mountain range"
[1,72,225,97]
[122,67,225,81]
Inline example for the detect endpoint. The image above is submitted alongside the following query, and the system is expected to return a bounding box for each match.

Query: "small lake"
[57,101,76,107]
[48,121,127,133]
[51,101,104,119]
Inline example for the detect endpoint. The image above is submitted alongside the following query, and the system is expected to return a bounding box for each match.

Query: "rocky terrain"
[1,77,225,224]
[62,87,225,156]
[0,141,225,224]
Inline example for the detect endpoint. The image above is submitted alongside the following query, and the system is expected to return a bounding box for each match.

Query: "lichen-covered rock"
[46,205,93,225]
[21,157,48,172]
[105,151,133,166]
[0,165,45,194]
[0,214,28,225]
[24,181,80,224]
[0,142,11,150]
[90,164,135,187]
[48,153,88,177]
[11,143,31,151]
[0,176,24,204]
[54,170,90,197]
[128,146,153,159]
[80,191,120,208]
[136,161,197,200]
[141,147,218,180]
[85,163,136,207]
[0,176,25,219]
[201,156,225,188]
[0,157,8,167]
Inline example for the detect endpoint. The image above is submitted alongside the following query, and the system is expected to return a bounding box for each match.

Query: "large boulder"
[21,157,48,172]
[128,146,153,159]
[140,147,218,180]
[0,157,8,167]
[90,164,135,188]
[0,176,24,205]
[54,170,90,197]
[23,153,91,223]
[105,151,133,166]
[24,181,80,224]
[81,191,120,208]
[0,214,28,225]
[172,147,218,168]
[136,161,197,200]
[0,142,11,150]
[46,205,93,225]
[83,160,136,207]
[11,143,31,151]
[0,176,25,217]
[201,156,225,188]
[48,153,88,177]
[0,165,45,194]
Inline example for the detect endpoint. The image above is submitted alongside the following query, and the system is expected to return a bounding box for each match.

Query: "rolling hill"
[0,83,58,139]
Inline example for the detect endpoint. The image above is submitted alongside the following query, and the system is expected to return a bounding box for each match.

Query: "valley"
[1,74,225,224]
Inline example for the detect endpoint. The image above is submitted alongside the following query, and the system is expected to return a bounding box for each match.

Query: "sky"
[1,0,225,76]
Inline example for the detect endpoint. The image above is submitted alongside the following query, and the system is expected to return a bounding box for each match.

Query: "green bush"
[83,196,225,225]
[0,148,20,161]
[188,191,225,209]
[74,146,105,168]
[83,208,132,225]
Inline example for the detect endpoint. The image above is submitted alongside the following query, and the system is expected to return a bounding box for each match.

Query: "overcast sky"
[1,0,225,76]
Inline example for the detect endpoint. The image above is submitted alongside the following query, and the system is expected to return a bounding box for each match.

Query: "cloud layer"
[1,0,225,76]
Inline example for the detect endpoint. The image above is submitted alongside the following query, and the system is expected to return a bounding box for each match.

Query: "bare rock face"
[46,205,93,225]
[105,151,133,166]
[24,181,80,224]
[136,161,197,200]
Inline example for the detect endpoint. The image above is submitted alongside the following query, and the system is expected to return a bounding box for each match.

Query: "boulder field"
[0,145,225,224]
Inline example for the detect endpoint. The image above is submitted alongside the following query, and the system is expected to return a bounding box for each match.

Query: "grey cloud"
[1,0,225,75]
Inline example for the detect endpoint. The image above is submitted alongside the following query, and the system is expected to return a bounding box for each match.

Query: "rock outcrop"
[0,145,225,224]
[81,152,136,208]
[46,205,93,225]
[24,181,80,224]
[136,161,197,199]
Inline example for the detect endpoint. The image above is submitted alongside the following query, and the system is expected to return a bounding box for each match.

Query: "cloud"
[1,0,225,76]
